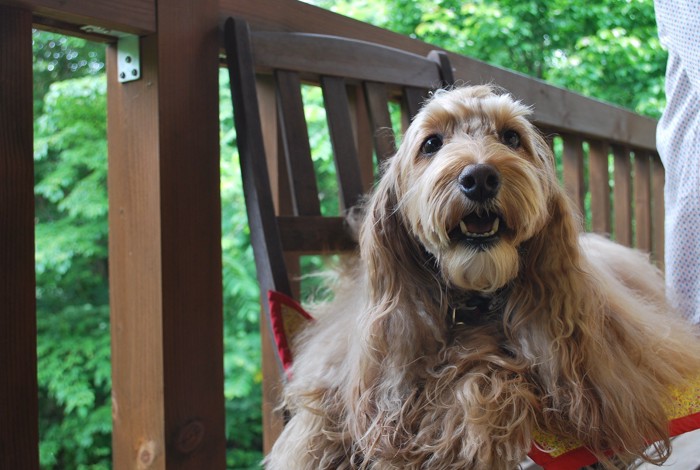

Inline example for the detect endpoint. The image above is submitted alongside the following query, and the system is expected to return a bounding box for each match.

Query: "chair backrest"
[224,16,453,312]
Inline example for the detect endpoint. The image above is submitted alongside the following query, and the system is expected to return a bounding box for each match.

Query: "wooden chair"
[223,16,454,444]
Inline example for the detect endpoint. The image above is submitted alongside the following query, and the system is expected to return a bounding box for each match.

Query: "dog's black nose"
[459,164,501,202]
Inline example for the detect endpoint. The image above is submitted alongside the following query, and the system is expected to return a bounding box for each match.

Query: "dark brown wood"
[428,49,455,85]
[634,152,652,252]
[562,135,585,216]
[275,70,322,216]
[403,86,428,123]
[252,31,443,88]
[321,76,365,211]
[226,18,292,298]
[588,140,611,235]
[3,0,155,34]
[364,82,396,163]
[278,216,357,253]
[613,145,633,247]
[108,0,225,467]
[350,85,376,192]
[652,155,665,268]
[0,7,39,469]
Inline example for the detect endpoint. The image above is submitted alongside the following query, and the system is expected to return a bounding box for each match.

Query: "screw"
[119,72,126,79]
[132,69,138,77]
[125,56,132,63]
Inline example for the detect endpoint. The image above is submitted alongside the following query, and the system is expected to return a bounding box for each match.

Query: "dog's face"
[383,86,557,292]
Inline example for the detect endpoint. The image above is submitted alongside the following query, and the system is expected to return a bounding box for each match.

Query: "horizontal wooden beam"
[0,0,155,35]
[220,0,657,151]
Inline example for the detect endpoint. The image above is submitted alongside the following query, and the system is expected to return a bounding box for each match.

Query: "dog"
[264,85,700,469]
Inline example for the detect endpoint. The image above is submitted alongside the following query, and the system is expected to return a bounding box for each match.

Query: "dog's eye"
[502,129,521,149]
[421,134,443,156]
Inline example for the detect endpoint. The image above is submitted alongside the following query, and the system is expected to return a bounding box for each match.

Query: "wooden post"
[107,0,225,467]
[0,6,40,469]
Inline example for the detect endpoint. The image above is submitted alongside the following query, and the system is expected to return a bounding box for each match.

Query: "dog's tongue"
[466,219,494,234]
[463,213,497,235]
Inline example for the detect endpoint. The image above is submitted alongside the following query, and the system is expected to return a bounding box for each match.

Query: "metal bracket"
[81,26,141,84]
[117,35,141,83]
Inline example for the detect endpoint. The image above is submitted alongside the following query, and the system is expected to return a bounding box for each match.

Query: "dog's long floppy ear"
[356,161,445,375]
[360,164,433,308]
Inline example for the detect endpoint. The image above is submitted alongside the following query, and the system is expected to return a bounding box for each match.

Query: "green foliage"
[307,0,665,117]
[220,71,265,467]
[33,32,111,468]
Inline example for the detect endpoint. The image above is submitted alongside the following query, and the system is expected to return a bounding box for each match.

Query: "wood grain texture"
[275,70,321,216]
[252,31,442,88]
[613,146,632,247]
[2,0,155,34]
[107,36,166,470]
[588,140,611,235]
[108,0,225,467]
[0,7,39,469]
[321,76,365,210]
[562,135,585,216]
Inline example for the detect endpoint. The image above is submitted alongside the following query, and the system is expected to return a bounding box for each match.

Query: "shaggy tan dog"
[265,86,700,469]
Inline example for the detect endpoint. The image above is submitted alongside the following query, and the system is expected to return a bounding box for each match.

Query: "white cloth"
[655,0,700,323]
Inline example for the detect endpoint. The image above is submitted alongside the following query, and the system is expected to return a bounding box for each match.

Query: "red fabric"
[528,412,700,469]
[267,290,314,372]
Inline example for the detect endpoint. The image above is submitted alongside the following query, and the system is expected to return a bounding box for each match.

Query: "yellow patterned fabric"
[528,376,700,469]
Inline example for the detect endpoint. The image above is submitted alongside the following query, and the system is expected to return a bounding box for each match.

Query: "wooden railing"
[0,0,662,468]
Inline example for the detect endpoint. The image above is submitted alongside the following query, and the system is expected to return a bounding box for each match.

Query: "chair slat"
[403,86,428,123]
[364,82,396,163]
[225,17,292,297]
[613,145,632,247]
[321,76,365,210]
[278,216,357,253]
[275,69,322,216]
[588,140,611,235]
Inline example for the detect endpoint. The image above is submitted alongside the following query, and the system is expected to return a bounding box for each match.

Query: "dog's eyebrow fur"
[420,94,531,143]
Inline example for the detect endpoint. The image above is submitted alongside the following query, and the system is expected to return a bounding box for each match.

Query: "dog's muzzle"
[459,164,500,202]
[449,164,504,249]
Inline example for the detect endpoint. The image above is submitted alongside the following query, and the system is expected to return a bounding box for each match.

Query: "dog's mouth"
[448,211,503,249]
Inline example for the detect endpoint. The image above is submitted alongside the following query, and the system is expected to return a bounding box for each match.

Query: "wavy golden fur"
[265,86,700,469]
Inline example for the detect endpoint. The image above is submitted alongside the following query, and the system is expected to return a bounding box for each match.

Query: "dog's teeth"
[459,217,500,237]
